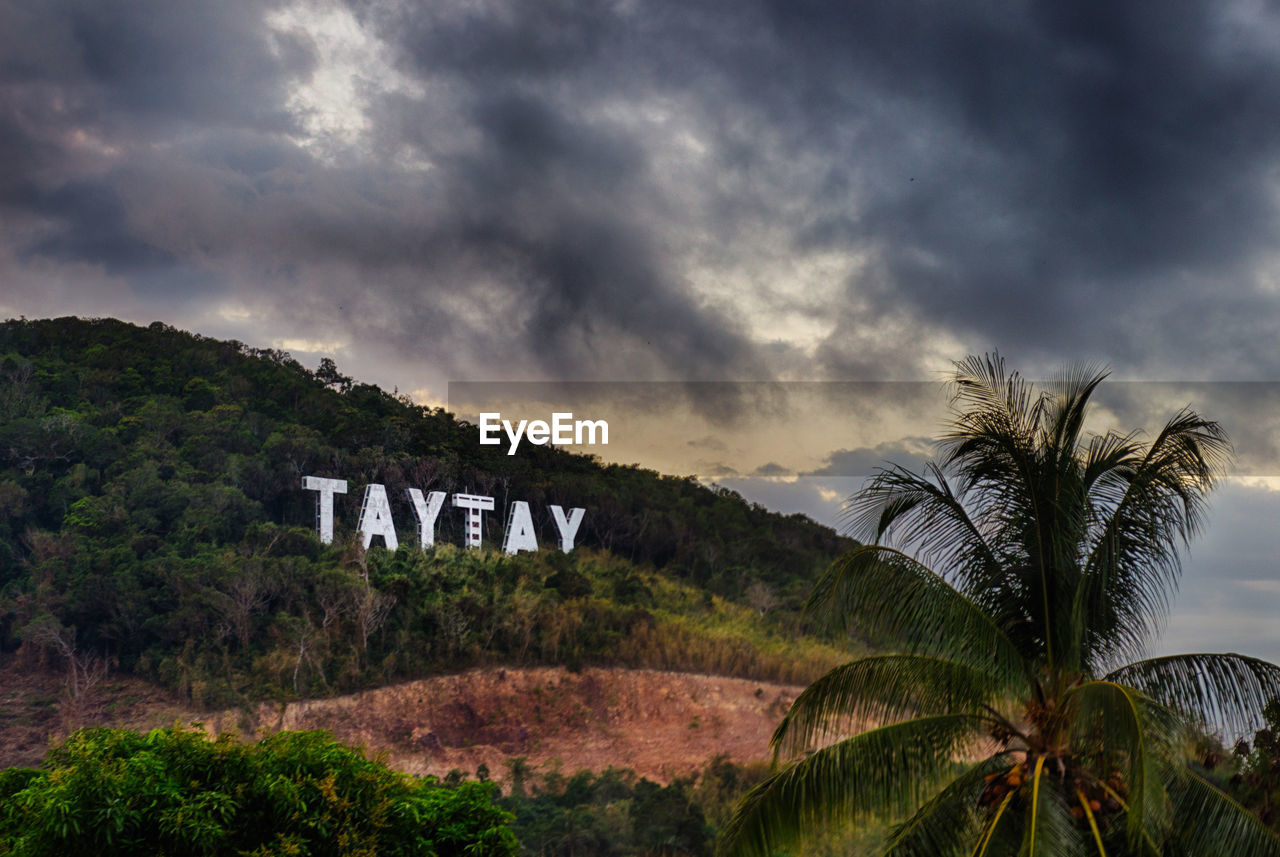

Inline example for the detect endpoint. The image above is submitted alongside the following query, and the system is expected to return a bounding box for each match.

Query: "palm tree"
[722,354,1280,856]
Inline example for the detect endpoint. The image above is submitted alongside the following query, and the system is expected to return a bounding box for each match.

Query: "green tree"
[631,778,713,857]
[0,727,518,857]
[1231,699,1280,827]
[722,355,1280,856]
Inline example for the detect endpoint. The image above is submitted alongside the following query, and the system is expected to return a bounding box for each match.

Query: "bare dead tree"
[438,604,472,661]
[24,618,109,726]
[745,581,780,617]
[291,612,328,693]
[407,456,446,493]
[355,587,396,657]
[344,539,371,583]
[317,582,355,639]
[216,562,271,648]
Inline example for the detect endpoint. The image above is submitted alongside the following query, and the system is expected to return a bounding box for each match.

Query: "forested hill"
[0,317,854,705]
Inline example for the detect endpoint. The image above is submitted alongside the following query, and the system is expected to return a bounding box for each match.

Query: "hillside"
[0,661,803,779]
[0,317,856,713]
[0,660,885,856]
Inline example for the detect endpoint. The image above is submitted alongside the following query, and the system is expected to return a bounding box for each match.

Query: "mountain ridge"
[0,316,857,715]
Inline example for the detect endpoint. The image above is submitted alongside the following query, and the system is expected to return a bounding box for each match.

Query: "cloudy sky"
[5,0,1280,659]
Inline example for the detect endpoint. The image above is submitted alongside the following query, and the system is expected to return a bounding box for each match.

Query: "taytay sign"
[301,476,584,555]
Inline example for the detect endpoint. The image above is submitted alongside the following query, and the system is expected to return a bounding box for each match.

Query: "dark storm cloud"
[0,0,312,286]
[384,89,763,380]
[24,180,175,273]
[7,0,1280,391]
[808,438,939,478]
[0,0,306,132]
[759,1,1280,375]
[1087,381,1280,477]
[355,0,1280,380]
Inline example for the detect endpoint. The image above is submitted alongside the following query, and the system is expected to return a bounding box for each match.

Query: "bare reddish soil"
[0,664,189,768]
[1,665,803,784]
[205,667,804,784]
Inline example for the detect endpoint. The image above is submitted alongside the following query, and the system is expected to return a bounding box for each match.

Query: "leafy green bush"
[0,727,518,857]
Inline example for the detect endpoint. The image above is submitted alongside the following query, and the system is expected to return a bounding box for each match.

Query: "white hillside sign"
[301,476,584,555]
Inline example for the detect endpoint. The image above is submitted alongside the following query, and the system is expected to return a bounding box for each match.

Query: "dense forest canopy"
[0,317,853,704]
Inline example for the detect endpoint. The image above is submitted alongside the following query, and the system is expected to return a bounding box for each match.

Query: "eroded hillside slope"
[212,666,803,783]
[3,665,803,784]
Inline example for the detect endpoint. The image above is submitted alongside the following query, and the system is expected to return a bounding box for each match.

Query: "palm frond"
[806,545,1026,682]
[1064,680,1173,849]
[772,654,1001,759]
[881,755,1011,857]
[1061,429,1146,671]
[1080,430,1144,502]
[938,356,1041,555]
[976,790,1019,857]
[937,355,1095,675]
[717,714,987,857]
[1165,767,1280,857]
[1042,362,1109,465]
[843,463,1006,597]
[1024,758,1086,857]
[1079,409,1231,665]
[1074,788,1107,857]
[1106,653,1280,738]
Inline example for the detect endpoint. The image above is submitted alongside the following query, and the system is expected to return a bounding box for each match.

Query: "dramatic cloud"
[4,0,1280,658]
[8,0,1280,390]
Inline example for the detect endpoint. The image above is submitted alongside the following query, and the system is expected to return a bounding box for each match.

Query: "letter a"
[502,500,539,555]
[358,483,399,550]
